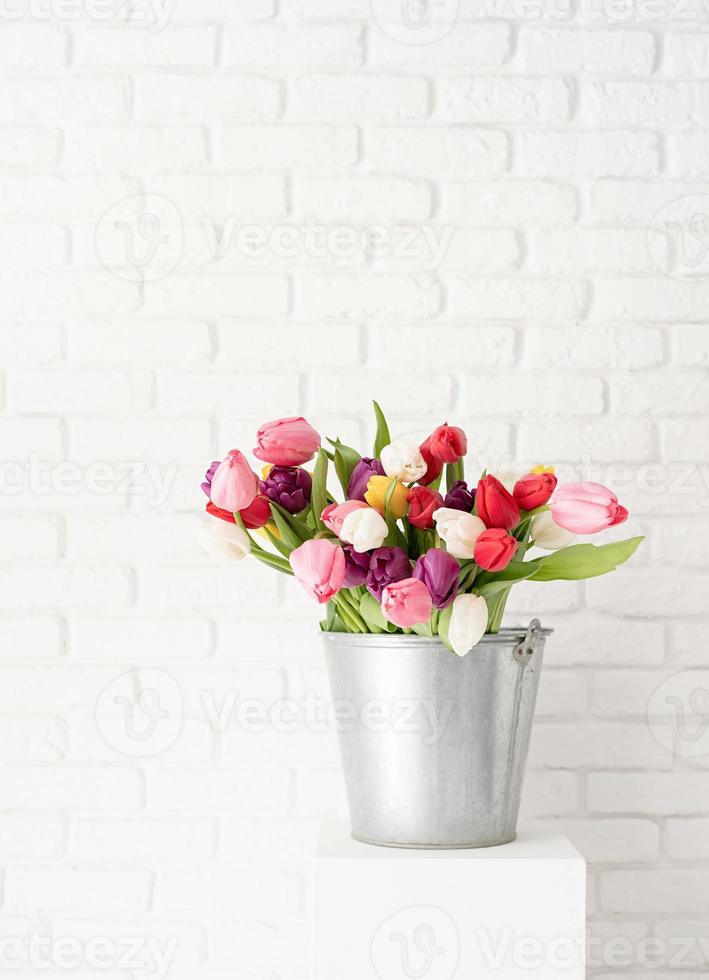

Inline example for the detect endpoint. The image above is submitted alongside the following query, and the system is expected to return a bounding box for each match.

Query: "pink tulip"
[551,482,629,535]
[210,450,258,513]
[254,416,321,466]
[290,539,345,604]
[381,577,433,628]
[321,500,368,537]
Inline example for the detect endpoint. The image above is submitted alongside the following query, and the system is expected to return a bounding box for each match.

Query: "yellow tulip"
[531,464,555,475]
[365,476,410,519]
[257,521,280,541]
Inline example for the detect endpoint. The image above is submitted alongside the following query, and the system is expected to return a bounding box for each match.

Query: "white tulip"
[433,507,486,560]
[196,519,251,561]
[531,511,576,551]
[381,437,428,483]
[340,507,388,552]
[448,593,489,657]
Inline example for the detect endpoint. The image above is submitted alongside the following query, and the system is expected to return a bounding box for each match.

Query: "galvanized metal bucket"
[322,620,549,849]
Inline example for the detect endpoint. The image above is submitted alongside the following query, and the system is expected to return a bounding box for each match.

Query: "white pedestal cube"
[314,823,586,980]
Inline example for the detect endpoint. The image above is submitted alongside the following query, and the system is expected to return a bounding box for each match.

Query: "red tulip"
[513,472,558,511]
[408,486,444,530]
[474,528,517,572]
[418,436,443,486]
[206,495,271,529]
[476,475,521,530]
[240,494,271,529]
[428,423,468,464]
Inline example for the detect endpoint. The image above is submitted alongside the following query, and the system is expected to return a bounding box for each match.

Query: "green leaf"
[319,600,338,632]
[250,549,294,576]
[373,400,391,458]
[268,504,306,550]
[530,536,644,582]
[475,560,541,598]
[436,603,454,653]
[311,449,329,534]
[262,526,292,559]
[359,592,390,631]
[328,438,362,496]
[272,502,312,541]
[411,619,433,638]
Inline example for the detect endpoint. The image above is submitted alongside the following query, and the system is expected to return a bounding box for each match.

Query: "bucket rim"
[320,624,553,647]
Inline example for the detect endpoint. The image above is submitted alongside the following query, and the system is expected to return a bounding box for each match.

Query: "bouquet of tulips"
[198,403,642,656]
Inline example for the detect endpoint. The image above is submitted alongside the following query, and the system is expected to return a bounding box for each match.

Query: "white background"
[1,0,709,977]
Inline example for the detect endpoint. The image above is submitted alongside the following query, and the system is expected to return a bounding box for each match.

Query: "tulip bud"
[382,578,433,628]
[260,466,312,515]
[530,511,576,550]
[474,528,517,572]
[413,548,459,610]
[433,507,486,560]
[448,593,488,657]
[551,481,629,535]
[513,472,558,511]
[381,437,428,483]
[321,500,367,537]
[365,476,410,519]
[408,486,444,530]
[289,539,345,605]
[417,436,444,486]
[366,546,411,602]
[342,544,371,588]
[340,507,388,553]
[444,480,475,513]
[210,450,258,513]
[196,518,251,561]
[254,416,321,466]
[427,423,468,464]
[347,457,385,501]
[476,475,521,530]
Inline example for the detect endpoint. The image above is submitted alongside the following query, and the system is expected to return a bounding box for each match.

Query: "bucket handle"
[513,618,543,667]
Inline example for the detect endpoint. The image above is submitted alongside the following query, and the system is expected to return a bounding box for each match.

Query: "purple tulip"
[444,480,475,513]
[413,548,460,610]
[342,544,371,588]
[260,466,312,515]
[201,460,220,498]
[366,546,411,602]
[347,457,385,501]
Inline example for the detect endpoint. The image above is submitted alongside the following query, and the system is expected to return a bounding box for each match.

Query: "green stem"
[335,592,369,633]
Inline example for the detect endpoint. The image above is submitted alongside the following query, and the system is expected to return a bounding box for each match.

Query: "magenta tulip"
[209,450,258,513]
[289,539,345,604]
[254,416,321,466]
[551,482,629,535]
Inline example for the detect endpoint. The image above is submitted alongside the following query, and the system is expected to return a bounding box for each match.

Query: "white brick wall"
[0,1,708,977]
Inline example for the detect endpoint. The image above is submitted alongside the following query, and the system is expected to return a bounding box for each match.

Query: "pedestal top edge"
[315,823,586,864]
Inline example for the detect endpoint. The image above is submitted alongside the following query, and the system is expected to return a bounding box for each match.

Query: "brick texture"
[0,6,706,980]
